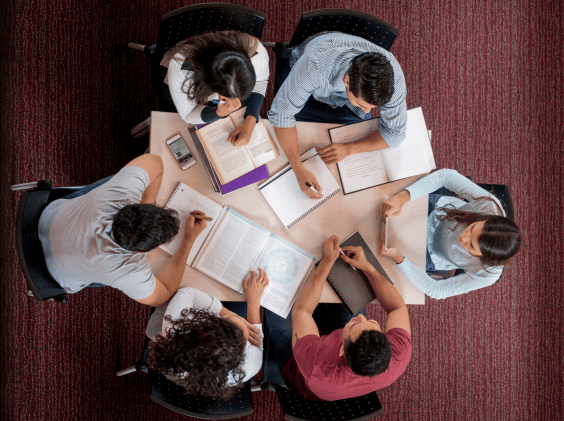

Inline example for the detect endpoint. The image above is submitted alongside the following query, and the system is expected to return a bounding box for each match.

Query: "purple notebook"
[189,125,270,195]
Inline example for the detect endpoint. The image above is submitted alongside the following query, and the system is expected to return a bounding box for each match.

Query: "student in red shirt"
[264,235,412,401]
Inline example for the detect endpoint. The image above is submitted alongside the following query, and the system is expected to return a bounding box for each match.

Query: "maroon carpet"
[1,0,562,420]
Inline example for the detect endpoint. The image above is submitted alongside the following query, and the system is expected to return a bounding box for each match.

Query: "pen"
[385,217,389,250]
[210,99,226,105]
[305,181,322,195]
[193,214,213,221]
[339,247,357,270]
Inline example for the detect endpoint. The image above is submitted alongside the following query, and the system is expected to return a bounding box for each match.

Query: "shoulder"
[385,327,413,355]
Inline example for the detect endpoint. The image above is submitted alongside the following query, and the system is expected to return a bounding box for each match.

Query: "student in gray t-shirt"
[38,154,208,306]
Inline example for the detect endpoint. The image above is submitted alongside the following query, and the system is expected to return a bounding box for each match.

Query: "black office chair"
[129,3,266,137]
[117,336,254,419]
[428,182,515,280]
[258,324,384,421]
[13,180,81,303]
[263,8,399,95]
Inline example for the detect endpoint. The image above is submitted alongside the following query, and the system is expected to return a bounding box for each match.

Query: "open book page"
[251,235,316,318]
[197,117,255,184]
[229,108,279,167]
[192,208,271,292]
[380,107,432,181]
[329,119,388,194]
[259,149,341,228]
[159,183,224,265]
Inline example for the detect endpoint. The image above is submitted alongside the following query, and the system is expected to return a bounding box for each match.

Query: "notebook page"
[251,235,316,318]
[380,107,431,181]
[259,150,341,228]
[229,109,279,166]
[159,183,224,266]
[329,118,388,194]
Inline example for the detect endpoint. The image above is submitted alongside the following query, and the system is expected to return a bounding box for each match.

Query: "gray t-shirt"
[38,166,156,300]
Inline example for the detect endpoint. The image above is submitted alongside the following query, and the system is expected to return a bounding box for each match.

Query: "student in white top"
[146,269,269,400]
[160,31,270,147]
[378,169,522,300]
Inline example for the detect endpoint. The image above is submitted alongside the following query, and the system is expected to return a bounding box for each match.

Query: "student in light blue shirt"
[268,32,407,199]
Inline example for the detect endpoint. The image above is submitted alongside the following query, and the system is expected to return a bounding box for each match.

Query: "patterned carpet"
[1,0,562,420]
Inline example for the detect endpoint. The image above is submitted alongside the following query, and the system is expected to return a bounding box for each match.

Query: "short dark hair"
[111,204,180,252]
[147,308,247,401]
[348,52,394,106]
[344,330,392,376]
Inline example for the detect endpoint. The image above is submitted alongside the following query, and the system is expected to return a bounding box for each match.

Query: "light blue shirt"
[268,32,407,147]
[397,169,505,300]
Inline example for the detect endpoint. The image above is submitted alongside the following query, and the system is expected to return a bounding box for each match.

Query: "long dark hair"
[147,308,246,400]
[171,31,257,105]
[438,197,521,267]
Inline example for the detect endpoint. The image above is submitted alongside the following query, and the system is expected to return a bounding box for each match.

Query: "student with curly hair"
[146,269,269,400]
[159,30,269,147]
[380,169,522,299]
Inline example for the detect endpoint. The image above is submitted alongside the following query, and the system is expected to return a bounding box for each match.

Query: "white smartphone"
[166,134,196,170]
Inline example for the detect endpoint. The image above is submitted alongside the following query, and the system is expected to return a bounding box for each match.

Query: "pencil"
[193,214,212,221]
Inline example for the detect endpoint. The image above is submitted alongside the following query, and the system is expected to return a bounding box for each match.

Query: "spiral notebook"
[258,148,341,228]
[327,231,393,315]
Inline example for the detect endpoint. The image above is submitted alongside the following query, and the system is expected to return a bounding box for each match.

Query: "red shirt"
[281,327,412,401]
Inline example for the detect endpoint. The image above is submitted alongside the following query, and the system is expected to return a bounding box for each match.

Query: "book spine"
[325,275,354,314]
[286,188,341,228]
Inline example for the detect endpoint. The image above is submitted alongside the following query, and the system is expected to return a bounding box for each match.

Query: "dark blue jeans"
[63,175,114,288]
[264,303,365,370]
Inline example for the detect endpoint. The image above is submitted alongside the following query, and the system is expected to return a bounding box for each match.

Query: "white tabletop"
[147,111,428,305]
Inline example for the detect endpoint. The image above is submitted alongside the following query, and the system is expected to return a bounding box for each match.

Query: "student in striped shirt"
[268,32,407,199]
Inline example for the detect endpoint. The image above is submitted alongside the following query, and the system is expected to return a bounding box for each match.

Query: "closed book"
[327,231,392,315]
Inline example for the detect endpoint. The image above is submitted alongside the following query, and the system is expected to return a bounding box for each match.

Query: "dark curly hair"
[343,330,392,376]
[348,52,394,107]
[147,308,247,400]
[111,203,180,252]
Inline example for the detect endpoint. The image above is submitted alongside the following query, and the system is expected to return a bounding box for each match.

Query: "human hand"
[242,318,263,347]
[340,245,372,272]
[382,190,411,221]
[184,210,208,239]
[317,143,351,164]
[243,268,269,307]
[295,165,323,199]
[227,118,255,147]
[322,235,341,263]
[377,232,404,264]
[216,96,242,118]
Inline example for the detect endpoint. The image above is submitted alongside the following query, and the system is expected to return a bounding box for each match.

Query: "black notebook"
[327,232,393,315]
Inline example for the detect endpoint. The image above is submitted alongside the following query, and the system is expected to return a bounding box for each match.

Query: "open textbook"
[329,107,436,194]
[194,108,279,185]
[160,183,317,318]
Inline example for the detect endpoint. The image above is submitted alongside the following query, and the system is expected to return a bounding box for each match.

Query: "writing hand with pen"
[294,164,323,199]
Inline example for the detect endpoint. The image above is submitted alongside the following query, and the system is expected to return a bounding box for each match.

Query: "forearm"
[246,300,261,324]
[273,126,303,168]
[347,130,390,155]
[140,172,163,204]
[293,259,333,315]
[156,237,195,294]
[363,265,407,313]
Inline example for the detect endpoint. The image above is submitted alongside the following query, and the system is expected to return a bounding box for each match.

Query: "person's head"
[111,204,180,252]
[175,31,257,105]
[344,52,395,113]
[340,314,392,376]
[441,207,522,266]
[147,309,247,400]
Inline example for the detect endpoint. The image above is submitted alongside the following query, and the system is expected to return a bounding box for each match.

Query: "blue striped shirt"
[268,33,407,147]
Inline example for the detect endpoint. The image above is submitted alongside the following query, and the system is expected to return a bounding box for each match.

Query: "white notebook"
[258,148,341,228]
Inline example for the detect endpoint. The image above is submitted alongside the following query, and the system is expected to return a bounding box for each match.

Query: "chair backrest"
[154,3,266,58]
[149,371,253,419]
[476,183,515,221]
[16,186,78,303]
[288,8,399,51]
[274,385,383,421]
